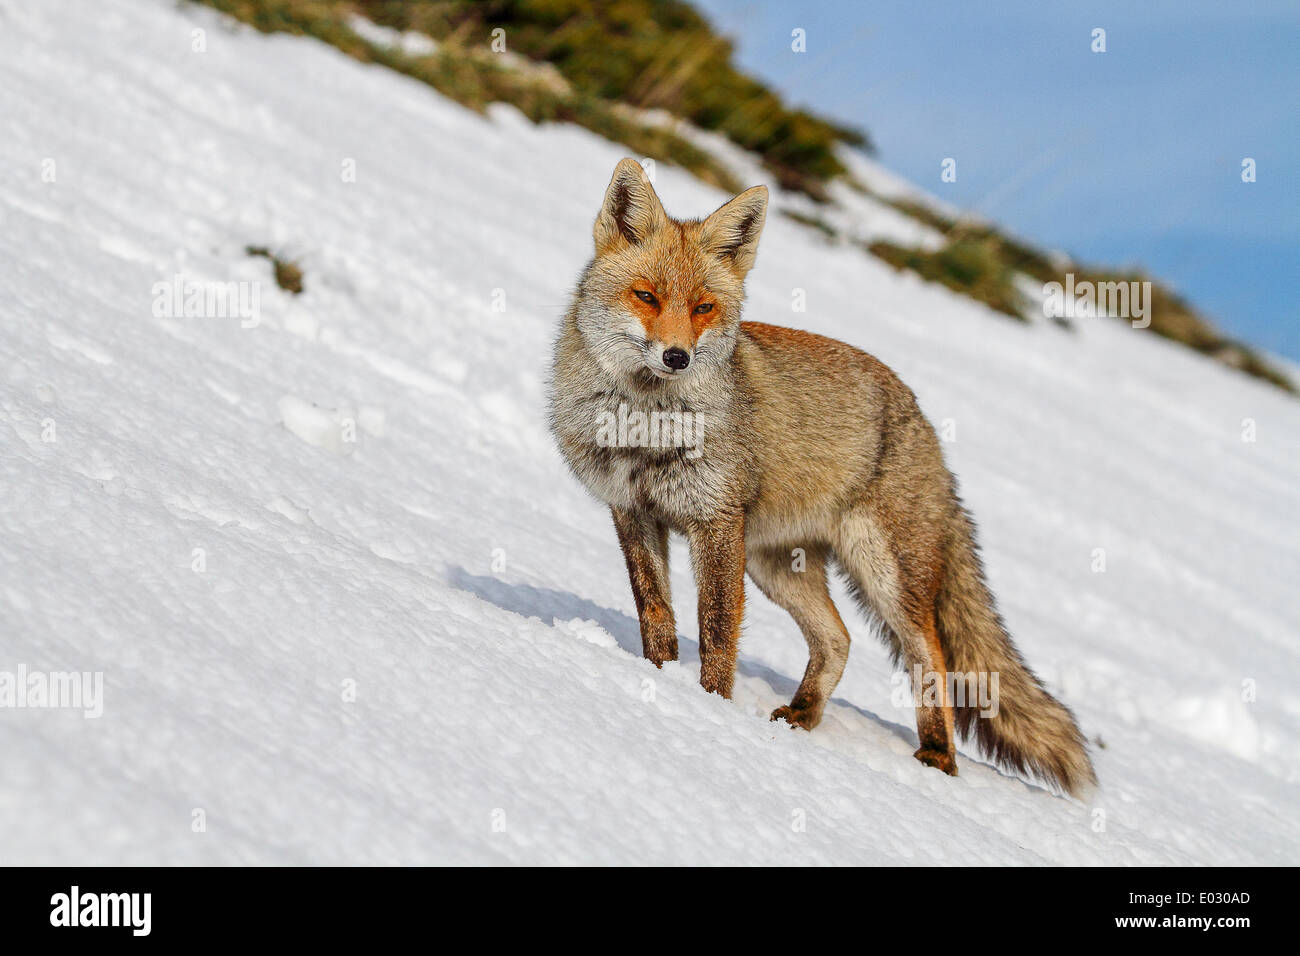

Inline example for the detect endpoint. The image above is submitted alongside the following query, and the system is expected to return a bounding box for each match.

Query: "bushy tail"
[937,506,1097,797]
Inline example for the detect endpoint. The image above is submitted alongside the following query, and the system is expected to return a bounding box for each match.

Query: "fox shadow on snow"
[448,566,916,747]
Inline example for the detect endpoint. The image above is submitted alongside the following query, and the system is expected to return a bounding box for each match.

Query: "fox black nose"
[663,347,690,371]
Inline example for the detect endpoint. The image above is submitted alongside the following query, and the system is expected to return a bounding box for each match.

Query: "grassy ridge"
[860,199,1293,392]
[866,237,1026,322]
[191,0,745,192]
[193,0,864,197]
[352,0,869,199]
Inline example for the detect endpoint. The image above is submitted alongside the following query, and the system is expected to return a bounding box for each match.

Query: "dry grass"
[246,246,304,294]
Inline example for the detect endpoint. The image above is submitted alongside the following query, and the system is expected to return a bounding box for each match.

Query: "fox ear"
[701,185,768,276]
[594,159,668,255]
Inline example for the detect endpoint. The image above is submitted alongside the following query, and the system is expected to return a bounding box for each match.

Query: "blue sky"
[694,0,1299,360]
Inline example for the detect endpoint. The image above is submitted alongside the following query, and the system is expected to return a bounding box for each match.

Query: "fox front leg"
[687,513,746,698]
[611,507,678,666]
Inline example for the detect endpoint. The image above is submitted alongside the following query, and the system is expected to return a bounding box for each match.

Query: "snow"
[1,0,1298,865]
[277,395,358,456]
[346,14,438,59]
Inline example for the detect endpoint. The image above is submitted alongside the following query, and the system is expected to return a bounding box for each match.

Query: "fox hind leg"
[906,607,958,774]
[835,509,958,775]
[748,546,851,731]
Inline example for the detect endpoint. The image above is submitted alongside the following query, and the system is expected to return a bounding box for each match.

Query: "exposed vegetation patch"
[348,0,869,200]
[865,195,1293,392]
[779,209,837,241]
[867,238,1027,322]
[189,0,811,194]
[246,245,304,294]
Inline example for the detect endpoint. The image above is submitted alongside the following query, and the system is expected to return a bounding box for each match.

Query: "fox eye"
[634,290,658,306]
[693,303,714,315]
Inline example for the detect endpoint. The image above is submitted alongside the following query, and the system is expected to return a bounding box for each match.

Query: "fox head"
[574,158,768,386]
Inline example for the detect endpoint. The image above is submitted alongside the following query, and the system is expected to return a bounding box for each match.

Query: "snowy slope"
[2,0,1298,865]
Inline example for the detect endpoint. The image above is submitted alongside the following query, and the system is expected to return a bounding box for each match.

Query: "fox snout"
[646,311,696,371]
[662,347,690,370]
[643,339,692,376]
[635,296,700,375]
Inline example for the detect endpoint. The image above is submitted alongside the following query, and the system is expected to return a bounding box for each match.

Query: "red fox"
[549,159,1096,796]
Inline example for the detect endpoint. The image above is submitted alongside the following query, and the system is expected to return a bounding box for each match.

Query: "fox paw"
[913,747,958,776]
[771,704,822,731]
